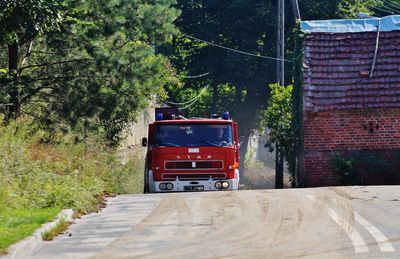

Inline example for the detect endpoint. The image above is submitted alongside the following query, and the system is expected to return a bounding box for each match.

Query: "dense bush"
[332,151,394,185]
[0,117,143,214]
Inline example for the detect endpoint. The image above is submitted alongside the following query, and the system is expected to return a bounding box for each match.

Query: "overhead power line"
[162,84,210,106]
[178,94,204,110]
[379,1,400,13]
[182,33,294,63]
[371,5,397,14]
[181,72,210,79]
[381,0,400,12]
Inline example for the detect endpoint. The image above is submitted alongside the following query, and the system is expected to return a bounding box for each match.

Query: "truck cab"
[142,113,240,193]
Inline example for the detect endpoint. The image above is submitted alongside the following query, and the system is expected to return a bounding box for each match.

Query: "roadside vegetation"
[0,208,59,254]
[0,117,144,252]
[42,218,72,241]
[332,151,399,185]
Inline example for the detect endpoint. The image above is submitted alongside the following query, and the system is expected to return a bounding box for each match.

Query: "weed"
[42,218,71,241]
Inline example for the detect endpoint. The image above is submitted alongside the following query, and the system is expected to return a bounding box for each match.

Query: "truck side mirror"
[239,136,245,147]
[142,137,148,147]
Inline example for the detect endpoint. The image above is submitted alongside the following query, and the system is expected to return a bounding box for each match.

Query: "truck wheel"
[143,169,149,194]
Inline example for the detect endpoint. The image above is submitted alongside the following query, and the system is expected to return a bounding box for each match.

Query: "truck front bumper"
[148,169,240,193]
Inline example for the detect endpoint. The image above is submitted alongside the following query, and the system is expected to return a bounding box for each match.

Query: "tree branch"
[18,41,34,74]
[113,31,141,51]
[19,74,103,85]
[30,50,69,55]
[114,40,132,51]
[0,103,14,107]
[20,58,94,71]
[20,85,58,104]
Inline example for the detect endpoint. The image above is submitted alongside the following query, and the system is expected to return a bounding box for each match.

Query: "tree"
[258,83,296,186]
[0,0,181,144]
[0,0,66,120]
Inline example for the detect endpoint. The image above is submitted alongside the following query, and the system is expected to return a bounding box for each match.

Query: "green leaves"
[299,0,379,20]
[258,83,298,182]
[0,0,180,145]
[0,0,67,45]
[260,83,295,152]
[137,1,181,43]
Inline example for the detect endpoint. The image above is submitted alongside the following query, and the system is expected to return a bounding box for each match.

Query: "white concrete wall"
[124,107,155,148]
[245,130,275,170]
[119,106,155,162]
[244,129,290,189]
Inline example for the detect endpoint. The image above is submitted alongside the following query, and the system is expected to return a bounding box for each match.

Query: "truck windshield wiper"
[158,142,180,147]
[198,140,220,147]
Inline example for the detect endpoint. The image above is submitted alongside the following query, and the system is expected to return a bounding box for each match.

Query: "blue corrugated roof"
[301,15,400,33]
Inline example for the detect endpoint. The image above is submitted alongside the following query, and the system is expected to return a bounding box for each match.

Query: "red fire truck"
[142,112,241,193]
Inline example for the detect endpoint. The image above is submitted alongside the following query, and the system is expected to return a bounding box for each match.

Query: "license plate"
[184,185,204,191]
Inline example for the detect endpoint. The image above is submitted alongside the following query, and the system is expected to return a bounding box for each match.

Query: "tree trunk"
[211,84,218,114]
[275,144,284,189]
[6,43,20,121]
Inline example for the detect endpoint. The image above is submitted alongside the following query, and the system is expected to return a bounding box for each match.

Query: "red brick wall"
[303,108,400,186]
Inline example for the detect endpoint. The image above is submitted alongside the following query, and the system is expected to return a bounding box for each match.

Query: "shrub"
[332,151,393,185]
[332,152,357,185]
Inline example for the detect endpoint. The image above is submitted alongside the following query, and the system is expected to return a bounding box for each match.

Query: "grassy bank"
[0,208,60,253]
[0,118,144,253]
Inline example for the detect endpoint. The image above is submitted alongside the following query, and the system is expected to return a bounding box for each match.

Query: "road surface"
[31,186,400,258]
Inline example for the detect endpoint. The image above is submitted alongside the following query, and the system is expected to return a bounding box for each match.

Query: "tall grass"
[0,117,144,214]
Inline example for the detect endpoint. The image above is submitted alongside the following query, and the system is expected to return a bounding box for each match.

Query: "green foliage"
[291,21,305,187]
[299,0,379,20]
[260,84,294,151]
[0,207,60,253]
[0,0,66,45]
[258,83,297,181]
[165,82,242,117]
[332,152,357,185]
[0,117,143,214]
[0,116,144,251]
[336,0,378,17]
[332,151,393,185]
[42,218,71,241]
[166,0,277,117]
[0,0,180,144]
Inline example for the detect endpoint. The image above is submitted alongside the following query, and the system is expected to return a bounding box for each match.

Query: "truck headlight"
[221,181,230,189]
[166,183,173,190]
[215,181,222,189]
[159,183,167,190]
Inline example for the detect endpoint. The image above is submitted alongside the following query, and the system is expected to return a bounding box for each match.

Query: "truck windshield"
[154,124,233,147]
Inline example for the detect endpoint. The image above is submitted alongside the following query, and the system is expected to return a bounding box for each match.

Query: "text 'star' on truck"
[142,112,242,193]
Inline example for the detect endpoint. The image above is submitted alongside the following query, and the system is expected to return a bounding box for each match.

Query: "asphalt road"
[31,186,400,258]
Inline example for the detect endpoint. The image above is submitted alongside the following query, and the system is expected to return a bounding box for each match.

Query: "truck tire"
[143,168,149,194]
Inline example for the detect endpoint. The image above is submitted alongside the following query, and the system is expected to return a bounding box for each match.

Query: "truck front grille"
[165,160,223,170]
[161,173,226,180]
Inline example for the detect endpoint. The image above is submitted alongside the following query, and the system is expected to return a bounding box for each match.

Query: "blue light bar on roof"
[156,113,163,121]
[222,111,229,120]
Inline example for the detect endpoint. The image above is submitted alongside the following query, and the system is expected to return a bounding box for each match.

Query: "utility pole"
[275,0,285,189]
[277,0,284,86]
[290,0,301,20]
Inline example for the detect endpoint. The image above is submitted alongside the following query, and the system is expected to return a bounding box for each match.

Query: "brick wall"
[301,29,400,187]
[303,108,400,186]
